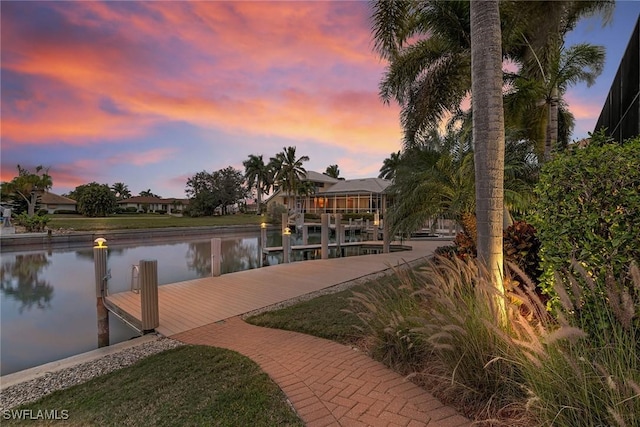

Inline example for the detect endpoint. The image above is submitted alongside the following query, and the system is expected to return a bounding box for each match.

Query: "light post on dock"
[283,227,291,263]
[93,237,109,348]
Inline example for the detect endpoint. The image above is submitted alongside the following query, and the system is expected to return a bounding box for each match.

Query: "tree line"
[0,147,344,218]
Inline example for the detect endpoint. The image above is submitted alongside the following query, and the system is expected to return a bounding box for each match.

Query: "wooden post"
[281,212,288,235]
[321,213,329,259]
[283,228,291,263]
[302,225,308,245]
[382,218,390,253]
[140,259,159,333]
[335,213,342,256]
[93,239,109,348]
[211,238,221,277]
[373,213,379,242]
[260,222,267,249]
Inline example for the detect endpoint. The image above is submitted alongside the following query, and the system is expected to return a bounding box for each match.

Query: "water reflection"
[186,238,263,276]
[0,228,366,376]
[0,252,54,313]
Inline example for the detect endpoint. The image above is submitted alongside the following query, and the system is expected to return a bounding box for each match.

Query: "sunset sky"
[2,1,639,198]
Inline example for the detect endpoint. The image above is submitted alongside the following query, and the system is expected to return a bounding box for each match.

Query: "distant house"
[265,171,391,214]
[117,197,189,214]
[39,192,77,214]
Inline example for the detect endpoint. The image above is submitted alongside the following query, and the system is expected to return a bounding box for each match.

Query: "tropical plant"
[2,165,52,216]
[111,182,131,200]
[378,151,401,180]
[14,212,50,232]
[139,189,160,198]
[243,154,272,214]
[508,42,606,161]
[324,164,342,180]
[270,146,309,211]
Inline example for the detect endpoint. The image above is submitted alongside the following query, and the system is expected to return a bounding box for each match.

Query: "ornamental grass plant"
[348,256,640,425]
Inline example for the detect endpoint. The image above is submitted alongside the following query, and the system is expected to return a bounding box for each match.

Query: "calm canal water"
[1,229,337,376]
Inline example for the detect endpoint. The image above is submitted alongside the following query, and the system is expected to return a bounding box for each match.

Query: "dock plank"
[104,240,444,337]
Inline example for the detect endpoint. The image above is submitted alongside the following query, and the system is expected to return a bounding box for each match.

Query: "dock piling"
[321,214,329,259]
[140,259,159,333]
[211,238,221,277]
[93,238,109,348]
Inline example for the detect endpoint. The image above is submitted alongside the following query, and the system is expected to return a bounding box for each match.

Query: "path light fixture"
[94,237,107,248]
[261,222,267,229]
[282,227,291,263]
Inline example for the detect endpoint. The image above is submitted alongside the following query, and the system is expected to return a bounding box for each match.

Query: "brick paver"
[174,317,471,427]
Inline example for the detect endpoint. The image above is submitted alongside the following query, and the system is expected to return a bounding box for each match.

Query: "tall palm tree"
[372,0,474,148]
[372,0,611,153]
[111,182,131,200]
[471,0,506,309]
[378,151,401,180]
[513,0,612,160]
[270,146,309,212]
[242,154,271,214]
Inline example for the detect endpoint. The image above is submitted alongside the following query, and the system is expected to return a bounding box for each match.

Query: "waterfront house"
[266,171,391,214]
[117,196,189,214]
[39,192,78,213]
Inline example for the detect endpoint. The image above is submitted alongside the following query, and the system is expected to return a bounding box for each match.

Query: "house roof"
[323,178,391,195]
[40,192,77,205]
[303,171,340,184]
[117,196,189,205]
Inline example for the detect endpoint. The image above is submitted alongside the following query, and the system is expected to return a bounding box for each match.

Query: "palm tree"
[378,151,401,180]
[242,154,271,214]
[470,0,505,309]
[270,146,309,212]
[513,1,612,160]
[139,189,160,198]
[111,182,131,200]
[324,165,341,179]
[372,0,475,148]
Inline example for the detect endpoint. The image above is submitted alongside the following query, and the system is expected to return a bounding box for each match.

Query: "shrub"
[155,210,167,215]
[341,213,375,221]
[503,220,542,283]
[15,213,50,232]
[533,133,640,333]
[52,209,78,215]
[266,203,288,224]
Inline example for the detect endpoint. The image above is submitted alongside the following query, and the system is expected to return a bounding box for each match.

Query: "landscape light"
[94,237,107,248]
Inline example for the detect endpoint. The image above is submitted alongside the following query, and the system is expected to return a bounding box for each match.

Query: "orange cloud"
[2,1,400,158]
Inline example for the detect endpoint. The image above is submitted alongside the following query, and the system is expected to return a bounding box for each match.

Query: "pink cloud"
[0,0,406,195]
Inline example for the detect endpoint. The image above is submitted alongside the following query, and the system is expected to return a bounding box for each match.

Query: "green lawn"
[4,346,302,427]
[48,214,266,231]
[246,271,407,345]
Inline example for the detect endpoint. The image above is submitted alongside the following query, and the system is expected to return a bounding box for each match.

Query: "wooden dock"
[104,240,444,337]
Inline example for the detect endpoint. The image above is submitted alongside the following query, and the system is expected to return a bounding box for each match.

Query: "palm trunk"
[470,0,506,320]
[544,85,559,162]
[256,178,262,214]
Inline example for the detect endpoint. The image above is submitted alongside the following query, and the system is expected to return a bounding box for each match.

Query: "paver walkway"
[175,317,472,427]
